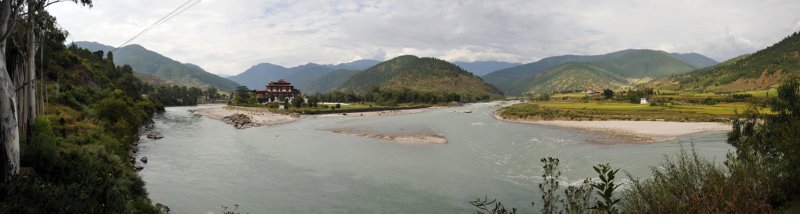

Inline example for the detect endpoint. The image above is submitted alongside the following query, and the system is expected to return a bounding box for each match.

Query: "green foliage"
[727,77,800,197]
[625,88,654,104]
[563,179,592,214]
[590,163,621,213]
[538,157,561,214]
[232,86,257,106]
[337,55,502,98]
[1,43,160,212]
[146,84,204,106]
[291,96,304,108]
[622,148,777,213]
[602,89,614,100]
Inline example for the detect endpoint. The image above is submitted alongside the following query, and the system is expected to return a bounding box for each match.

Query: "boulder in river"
[134,162,145,171]
[141,156,148,163]
[147,131,164,139]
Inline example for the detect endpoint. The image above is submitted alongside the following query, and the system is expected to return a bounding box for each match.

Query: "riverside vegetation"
[0,33,218,212]
[477,78,800,213]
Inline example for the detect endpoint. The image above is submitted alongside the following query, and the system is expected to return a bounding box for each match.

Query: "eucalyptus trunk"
[24,0,36,138]
[0,0,20,181]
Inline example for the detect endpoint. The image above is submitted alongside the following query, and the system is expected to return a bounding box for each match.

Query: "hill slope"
[653,31,800,92]
[671,53,719,68]
[337,55,502,97]
[516,62,629,94]
[453,61,521,76]
[486,49,701,95]
[303,69,362,94]
[74,41,240,91]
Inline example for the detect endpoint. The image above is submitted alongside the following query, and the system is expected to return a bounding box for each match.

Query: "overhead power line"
[113,0,201,51]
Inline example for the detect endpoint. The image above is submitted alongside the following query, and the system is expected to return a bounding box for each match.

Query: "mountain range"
[74,41,241,92]
[227,59,381,93]
[483,49,717,95]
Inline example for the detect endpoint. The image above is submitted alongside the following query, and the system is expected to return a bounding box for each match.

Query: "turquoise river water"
[137,102,732,213]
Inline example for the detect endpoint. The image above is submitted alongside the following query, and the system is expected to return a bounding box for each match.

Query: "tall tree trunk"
[0,0,20,181]
[24,0,36,139]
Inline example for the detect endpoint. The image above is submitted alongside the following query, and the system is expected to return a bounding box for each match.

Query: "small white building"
[640,98,648,104]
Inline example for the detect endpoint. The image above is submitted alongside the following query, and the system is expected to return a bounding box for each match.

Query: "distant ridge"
[74,41,240,91]
[453,61,521,76]
[227,60,381,93]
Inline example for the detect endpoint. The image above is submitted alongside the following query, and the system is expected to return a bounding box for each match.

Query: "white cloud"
[48,0,800,75]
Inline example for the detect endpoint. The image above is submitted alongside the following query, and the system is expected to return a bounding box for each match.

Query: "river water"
[137,102,732,213]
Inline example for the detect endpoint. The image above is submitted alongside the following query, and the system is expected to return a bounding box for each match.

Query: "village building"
[252,79,300,101]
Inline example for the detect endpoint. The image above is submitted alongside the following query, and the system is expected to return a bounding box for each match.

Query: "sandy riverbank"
[190,106,297,127]
[495,114,731,144]
[325,128,447,144]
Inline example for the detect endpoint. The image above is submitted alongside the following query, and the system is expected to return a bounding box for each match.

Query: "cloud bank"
[49,0,800,75]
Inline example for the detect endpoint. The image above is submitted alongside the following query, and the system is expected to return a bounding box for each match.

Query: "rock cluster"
[222,113,255,129]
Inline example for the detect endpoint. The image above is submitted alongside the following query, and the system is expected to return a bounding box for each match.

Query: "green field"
[499,100,771,122]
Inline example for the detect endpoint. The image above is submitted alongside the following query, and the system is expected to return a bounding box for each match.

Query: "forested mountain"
[652,31,800,92]
[336,55,503,98]
[303,69,362,94]
[484,49,703,95]
[453,61,521,76]
[74,41,240,91]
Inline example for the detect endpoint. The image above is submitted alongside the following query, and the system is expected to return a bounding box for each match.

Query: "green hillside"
[520,62,629,94]
[654,31,800,92]
[487,49,701,95]
[337,55,502,98]
[74,42,240,92]
[304,69,361,94]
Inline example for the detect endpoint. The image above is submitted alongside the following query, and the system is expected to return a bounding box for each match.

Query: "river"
[137,102,732,213]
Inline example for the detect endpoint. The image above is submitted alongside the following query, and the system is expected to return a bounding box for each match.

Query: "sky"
[49,0,800,76]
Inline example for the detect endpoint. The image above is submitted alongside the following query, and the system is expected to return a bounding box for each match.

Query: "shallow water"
[137,102,732,213]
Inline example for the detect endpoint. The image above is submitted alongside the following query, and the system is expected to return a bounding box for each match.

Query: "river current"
[137,102,732,213]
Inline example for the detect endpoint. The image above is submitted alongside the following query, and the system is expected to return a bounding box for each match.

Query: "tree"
[0,0,92,180]
[291,96,303,108]
[205,86,217,100]
[232,86,252,105]
[0,0,24,181]
[602,89,614,100]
